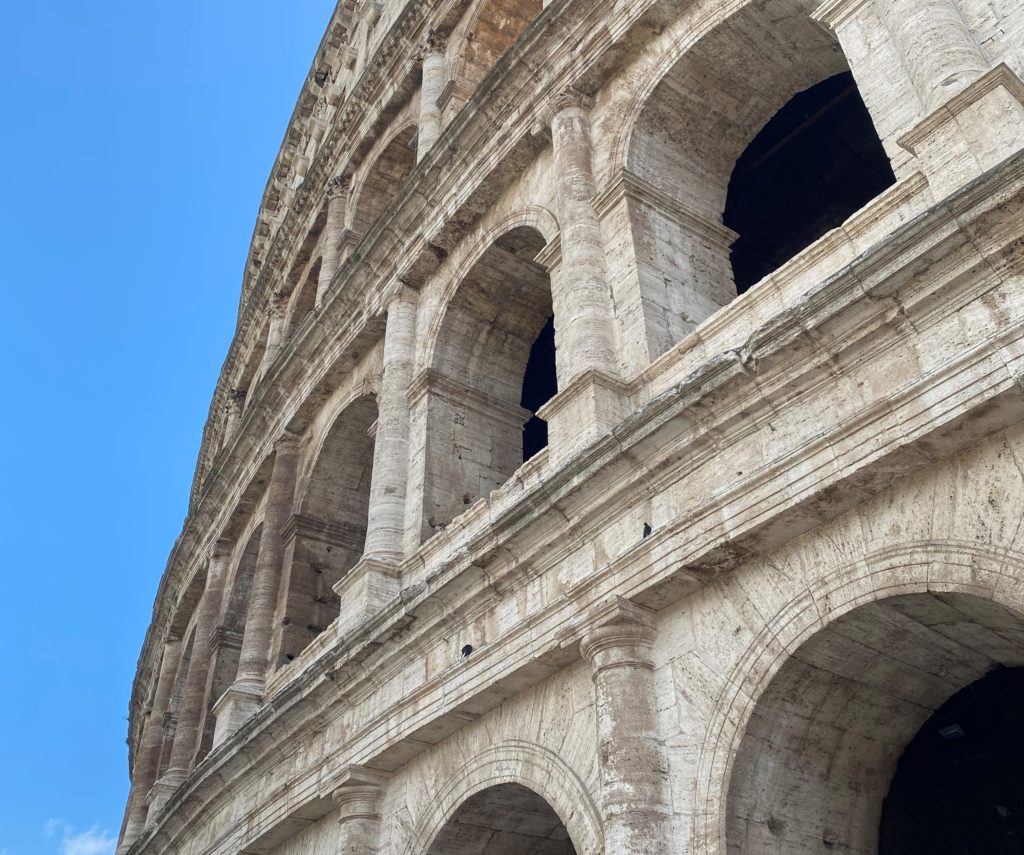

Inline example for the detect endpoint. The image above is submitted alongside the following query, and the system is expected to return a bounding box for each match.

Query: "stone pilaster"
[213,433,300,745]
[363,288,416,562]
[116,637,182,854]
[335,289,416,636]
[550,91,618,383]
[546,91,629,460]
[332,766,389,855]
[417,32,447,160]
[816,0,1024,197]
[222,387,247,447]
[257,291,289,383]
[317,175,350,307]
[875,0,987,113]
[578,598,669,855]
[147,540,233,819]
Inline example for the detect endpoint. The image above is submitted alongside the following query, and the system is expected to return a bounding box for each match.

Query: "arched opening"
[726,592,1024,854]
[879,666,1024,853]
[197,524,261,762]
[286,257,320,339]
[724,72,896,293]
[625,0,894,360]
[422,226,554,539]
[426,783,577,854]
[452,0,543,106]
[350,125,417,240]
[272,396,377,666]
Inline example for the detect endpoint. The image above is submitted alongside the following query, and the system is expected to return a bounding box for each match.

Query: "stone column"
[334,290,416,636]
[540,92,629,461]
[550,91,618,383]
[876,0,987,112]
[579,599,669,855]
[222,388,247,448]
[317,175,350,307]
[116,638,182,854]
[213,433,300,744]
[363,288,416,562]
[332,766,389,855]
[257,292,289,383]
[417,32,447,161]
[147,541,233,818]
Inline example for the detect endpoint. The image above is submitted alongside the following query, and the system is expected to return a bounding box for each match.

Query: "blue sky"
[0,3,334,853]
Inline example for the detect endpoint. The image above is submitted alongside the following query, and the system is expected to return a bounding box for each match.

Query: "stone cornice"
[129,156,1024,855]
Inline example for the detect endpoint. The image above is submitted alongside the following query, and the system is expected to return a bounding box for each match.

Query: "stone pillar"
[876,0,987,112]
[334,290,417,636]
[817,0,1024,197]
[257,292,289,383]
[550,92,618,383]
[417,33,447,161]
[116,638,182,854]
[579,599,669,855]
[332,766,389,855]
[363,288,416,561]
[541,92,629,461]
[317,175,350,307]
[147,541,233,818]
[222,388,247,447]
[212,434,300,744]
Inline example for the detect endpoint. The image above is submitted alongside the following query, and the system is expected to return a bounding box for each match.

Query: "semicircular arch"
[693,540,1024,855]
[405,739,603,855]
[420,206,558,371]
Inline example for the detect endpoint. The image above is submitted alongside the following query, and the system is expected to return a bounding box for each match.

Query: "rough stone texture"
[118,0,1024,853]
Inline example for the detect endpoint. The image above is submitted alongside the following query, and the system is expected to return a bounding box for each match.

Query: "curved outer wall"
[120,0,1024,853]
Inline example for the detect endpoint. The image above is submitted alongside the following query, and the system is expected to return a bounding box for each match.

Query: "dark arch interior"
[724,71,896,293]
[880,666,1024,854]
[521,314,557,462]
[425,783,576,854]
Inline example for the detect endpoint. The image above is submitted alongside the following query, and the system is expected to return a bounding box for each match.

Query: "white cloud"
[45,821,115,855]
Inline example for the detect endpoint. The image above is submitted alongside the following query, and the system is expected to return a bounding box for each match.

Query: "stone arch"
[450,0,543,104]
[349,122,418,240]
[405,740,603,855]
[416,222,555,540]
[271,393,378,667]
[693,541,1024,854]
[422,205,559,364]
[615,0,893,359]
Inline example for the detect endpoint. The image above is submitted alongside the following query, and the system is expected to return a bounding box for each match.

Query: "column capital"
[326,173,351,200]
[267,289,289,318]
[576,597,657,673]
[211,536,234,560]
[273,430,302,455]
[331,765,390,825]
[424,27,448,53]
[554,86,594,114]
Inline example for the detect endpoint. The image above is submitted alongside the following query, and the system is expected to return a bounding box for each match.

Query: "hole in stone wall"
[521,315,557,462]
[724,71,896,294]
[879,666,1024,854]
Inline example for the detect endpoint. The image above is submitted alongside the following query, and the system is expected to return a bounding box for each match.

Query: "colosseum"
[117,0,1024,852]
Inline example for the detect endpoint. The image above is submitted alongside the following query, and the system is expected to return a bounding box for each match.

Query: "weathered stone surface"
[118,0,1024,853]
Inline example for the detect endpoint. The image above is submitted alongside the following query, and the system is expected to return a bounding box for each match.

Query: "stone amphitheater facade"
[117,0,1024,852]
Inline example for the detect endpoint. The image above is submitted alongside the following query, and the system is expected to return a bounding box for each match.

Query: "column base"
[145,770,186,826]
[899,63,1024,199]
[538,369,631,465]
[333,556,401,637]
[211,682,263,748]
